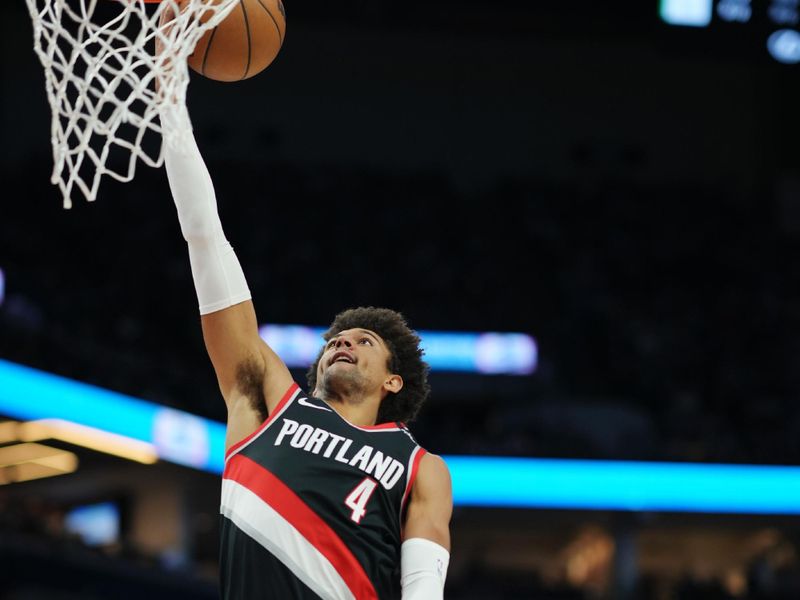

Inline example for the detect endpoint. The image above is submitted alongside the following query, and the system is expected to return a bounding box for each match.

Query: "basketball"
[182,0,286,82]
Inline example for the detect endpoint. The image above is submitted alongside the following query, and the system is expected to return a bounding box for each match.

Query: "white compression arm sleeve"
[161,106,251,315]
[401,538,450,600]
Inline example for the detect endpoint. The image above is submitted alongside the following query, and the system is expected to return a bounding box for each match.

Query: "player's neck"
[321,392,380,427]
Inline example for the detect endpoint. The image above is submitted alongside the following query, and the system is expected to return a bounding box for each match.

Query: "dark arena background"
[3,0,800,598]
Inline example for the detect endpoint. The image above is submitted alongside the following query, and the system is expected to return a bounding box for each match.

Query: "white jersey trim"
[400,445,423,519]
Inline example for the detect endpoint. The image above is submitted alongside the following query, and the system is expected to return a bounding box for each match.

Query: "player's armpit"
[201,302,294,415]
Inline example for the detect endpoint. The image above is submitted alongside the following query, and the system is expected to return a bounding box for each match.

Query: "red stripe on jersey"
[225,453,379,600]
[401,447,427,516]
[224,382,300,461]
[355,421,402,431]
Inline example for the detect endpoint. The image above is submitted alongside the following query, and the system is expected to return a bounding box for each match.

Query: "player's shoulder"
[413,452,453,502]
[419,452,450,477]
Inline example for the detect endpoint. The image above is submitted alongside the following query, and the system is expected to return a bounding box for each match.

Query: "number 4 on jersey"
[345,477,378,523]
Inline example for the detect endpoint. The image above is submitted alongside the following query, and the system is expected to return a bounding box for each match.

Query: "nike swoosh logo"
[297,397,332,412]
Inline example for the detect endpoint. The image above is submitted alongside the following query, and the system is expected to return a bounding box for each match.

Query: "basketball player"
[158,91,452,597]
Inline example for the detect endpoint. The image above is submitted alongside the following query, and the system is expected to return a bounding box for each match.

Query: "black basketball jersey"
[219,382,427,600]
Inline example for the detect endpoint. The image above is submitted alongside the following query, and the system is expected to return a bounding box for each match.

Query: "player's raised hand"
[155,0,178,59]
[153,0,182,100]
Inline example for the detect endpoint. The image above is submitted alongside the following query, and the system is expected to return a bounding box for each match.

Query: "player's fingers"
[155,1,179,62]
[158,0,178,27]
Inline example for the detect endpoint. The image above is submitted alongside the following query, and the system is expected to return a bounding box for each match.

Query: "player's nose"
[334,336,353,348]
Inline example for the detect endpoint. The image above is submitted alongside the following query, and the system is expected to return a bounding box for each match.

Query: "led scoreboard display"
[660,0,800,64]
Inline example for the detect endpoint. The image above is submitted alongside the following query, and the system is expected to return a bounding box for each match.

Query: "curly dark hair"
[306,307,431,424]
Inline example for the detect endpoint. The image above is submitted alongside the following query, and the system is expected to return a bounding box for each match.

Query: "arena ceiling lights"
[0,416,159,485]
[0,419,158,465]
[660,0,800,64]
[0,359,227,473]
[2,358,800,514]
[0,438,78,485]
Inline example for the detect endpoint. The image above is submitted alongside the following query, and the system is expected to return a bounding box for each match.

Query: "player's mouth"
[329,351,356,366]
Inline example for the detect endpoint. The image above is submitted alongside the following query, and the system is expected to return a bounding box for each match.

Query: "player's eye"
[359,337,372,345]
[326,339,337,349]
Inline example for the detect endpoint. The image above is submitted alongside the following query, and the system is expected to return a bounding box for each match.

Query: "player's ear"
[383,374,403,394]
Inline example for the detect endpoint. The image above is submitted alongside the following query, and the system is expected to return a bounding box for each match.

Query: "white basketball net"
[25,0,238,208]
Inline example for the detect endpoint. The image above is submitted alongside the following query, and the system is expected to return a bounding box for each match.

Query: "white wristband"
[161,106,251,315]
[401,538,449,600]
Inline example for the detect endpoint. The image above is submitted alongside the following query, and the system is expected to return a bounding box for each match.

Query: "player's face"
[317,328,397,395]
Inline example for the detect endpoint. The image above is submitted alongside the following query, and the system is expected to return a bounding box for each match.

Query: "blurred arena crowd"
[3,146,800,599]
[4,1,800,599]
[2,158,800,468]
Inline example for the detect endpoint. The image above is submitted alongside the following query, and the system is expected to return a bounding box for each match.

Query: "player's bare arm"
[401,453,453,599]
[163,129,293,421]
[404,453,452,548]
[156,8,292,441]
[162,105,292,451]
[202,304,294,439]
[199,304,291,411]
